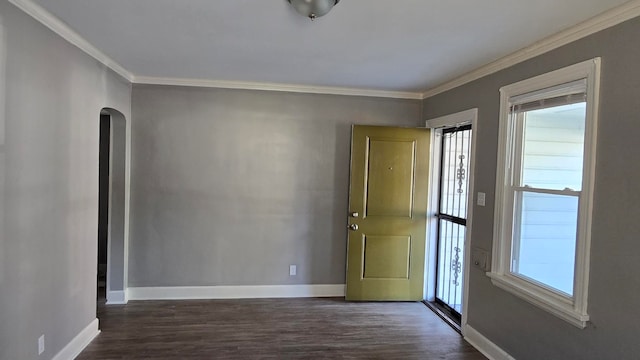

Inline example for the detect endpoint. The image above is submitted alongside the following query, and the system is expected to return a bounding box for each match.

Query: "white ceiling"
[32,0,630,93]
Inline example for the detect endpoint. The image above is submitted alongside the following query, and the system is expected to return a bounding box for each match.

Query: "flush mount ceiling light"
[287,0,341,20]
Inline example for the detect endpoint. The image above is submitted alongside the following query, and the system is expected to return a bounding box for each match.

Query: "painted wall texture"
[130,86,422,287]
[5,0,640,358]
[423,17,640,360]
[107,112,128,294]
[0,1,131,359]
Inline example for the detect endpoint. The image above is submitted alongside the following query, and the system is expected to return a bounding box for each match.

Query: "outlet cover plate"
[471,247,490,272]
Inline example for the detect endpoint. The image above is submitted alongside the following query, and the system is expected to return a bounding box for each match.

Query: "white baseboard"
[464,324,515,360]
[51,319,100,360]
[128,284,346,301]
[106,290,128,305]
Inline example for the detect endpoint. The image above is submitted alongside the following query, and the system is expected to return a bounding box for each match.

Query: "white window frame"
[489,58,601,328]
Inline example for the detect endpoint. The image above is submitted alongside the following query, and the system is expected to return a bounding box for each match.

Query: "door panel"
[346,125,430,301]
[366,140,415,218]
[363,235,411,279]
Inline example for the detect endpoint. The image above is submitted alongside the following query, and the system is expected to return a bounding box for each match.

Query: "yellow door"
[346,125,430,301]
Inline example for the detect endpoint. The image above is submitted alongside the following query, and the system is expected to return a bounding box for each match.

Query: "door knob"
[348,224,359,231]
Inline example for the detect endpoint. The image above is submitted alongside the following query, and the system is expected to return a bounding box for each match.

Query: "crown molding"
[8,0,134,82]
[9,0,418,99]
[133,76,423,99]
[421,0,640,99]
[11,0,639,100]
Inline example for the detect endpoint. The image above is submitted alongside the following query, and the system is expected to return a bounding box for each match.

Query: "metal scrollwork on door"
[457,155,466,194]
[451,247,462,286]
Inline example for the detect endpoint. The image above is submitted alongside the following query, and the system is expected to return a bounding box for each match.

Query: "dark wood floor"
[78,297,486,359]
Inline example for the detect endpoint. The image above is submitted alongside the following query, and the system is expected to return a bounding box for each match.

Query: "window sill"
[487,272,589,328]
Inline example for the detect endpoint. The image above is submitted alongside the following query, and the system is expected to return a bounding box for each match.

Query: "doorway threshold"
[422,300,461,334]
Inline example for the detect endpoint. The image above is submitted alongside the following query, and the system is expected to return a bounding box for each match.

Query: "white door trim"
[425,108,478,331]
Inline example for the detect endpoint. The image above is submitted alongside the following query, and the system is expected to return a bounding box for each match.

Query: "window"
[489,59,600,328]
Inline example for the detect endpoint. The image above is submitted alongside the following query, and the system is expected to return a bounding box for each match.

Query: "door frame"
[424,108,478,332]
[100,108,131,305]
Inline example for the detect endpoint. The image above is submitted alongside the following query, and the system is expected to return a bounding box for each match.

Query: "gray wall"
[423,17,640,360]
[130,86,421,287]
[0,1,132,359]
[107,111,127,293]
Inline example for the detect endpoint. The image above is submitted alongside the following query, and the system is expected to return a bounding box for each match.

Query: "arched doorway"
[98,108,128,306]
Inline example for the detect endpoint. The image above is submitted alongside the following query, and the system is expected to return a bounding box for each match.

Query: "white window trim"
[489,58,601,329]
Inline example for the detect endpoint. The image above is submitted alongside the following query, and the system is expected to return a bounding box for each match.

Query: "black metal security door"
[434,125,472,323]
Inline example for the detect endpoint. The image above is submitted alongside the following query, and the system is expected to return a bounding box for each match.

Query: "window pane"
[440,128,472,218]
[512,191,578,296]
[437,219,465,313]
[521,103,586,191]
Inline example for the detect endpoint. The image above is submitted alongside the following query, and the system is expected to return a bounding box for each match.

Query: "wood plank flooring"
[78,298,486,359]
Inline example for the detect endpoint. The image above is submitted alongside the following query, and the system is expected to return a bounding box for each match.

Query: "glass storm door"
[435,125,472,321]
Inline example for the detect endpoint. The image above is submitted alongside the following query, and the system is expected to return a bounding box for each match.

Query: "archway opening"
[98,108,128,308]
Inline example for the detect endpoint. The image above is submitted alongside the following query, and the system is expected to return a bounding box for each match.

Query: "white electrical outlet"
[289,265,297,276]
[38,335,45,355]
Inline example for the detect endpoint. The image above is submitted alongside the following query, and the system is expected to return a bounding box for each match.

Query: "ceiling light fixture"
[287,0,340,20]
